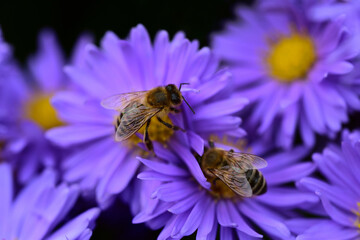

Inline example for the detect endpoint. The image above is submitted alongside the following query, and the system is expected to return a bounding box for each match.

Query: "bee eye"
[171,93,181,105]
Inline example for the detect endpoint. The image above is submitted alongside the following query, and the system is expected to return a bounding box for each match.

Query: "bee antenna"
[182,96,195,114]
[179,83,190,91]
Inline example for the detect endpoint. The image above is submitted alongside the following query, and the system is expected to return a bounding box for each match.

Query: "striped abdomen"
[245,169,267,196]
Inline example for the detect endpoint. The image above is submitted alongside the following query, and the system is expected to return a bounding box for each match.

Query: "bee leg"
[144,119,153,152]
[192,150,202,164]
[208,140,215,148]
[156,117,186,132]
[170,107,180,113]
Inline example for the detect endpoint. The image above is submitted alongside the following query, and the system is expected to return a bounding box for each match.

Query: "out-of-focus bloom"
[212,0,360,149]
[1,29,92,183]
[0,162,100,240]
[287,130,360,239]
[46,24,248,207]
[133,138,316,240]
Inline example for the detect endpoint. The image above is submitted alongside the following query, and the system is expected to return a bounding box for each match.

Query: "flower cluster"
[1,0,360,239]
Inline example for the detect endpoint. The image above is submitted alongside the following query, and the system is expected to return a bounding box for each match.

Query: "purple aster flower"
[132,137,316,240]
[46,24,247,207]
[286,129,360,239]
[0,162,99,240]
[211,0,360,149]
[1,29,92,183]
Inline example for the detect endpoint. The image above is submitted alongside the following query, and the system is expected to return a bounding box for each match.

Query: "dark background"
[0,0,253,239]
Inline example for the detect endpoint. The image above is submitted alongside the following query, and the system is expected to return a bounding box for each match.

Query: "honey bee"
[196,141,267,198]
[101,83,195,151]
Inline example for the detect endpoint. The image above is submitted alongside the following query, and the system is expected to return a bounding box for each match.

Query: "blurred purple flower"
[46,24,247,207]
[212,0,360,149]
[133,138,316,240]
[287,129,360,239]
[0,163,99,240]
[0,29,92,183]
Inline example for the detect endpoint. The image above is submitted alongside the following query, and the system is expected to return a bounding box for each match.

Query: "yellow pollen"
[266,32,316,83]
[25,94,63,130]
[354,202,360,229]
[128,115,174,146]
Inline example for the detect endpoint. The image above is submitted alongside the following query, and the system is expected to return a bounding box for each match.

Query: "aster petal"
[153,30,170,85]
[137,157,189,176]
[196,199,216,240]
[265,163,316,186]
[129,24,155,89]
[18,184,74,240]
[188,75,230,106]
[300,177,357,210]
[285,218,325,235]
[240,202,290,239]
[169,140,210,189]
[64,66,109,99]
[303,85,326,133]
[137,171,180,182]
[216,201,238,228]
[46,125,112,147]
[188,131,204,156]
[168,191,205,214]
[327,61,353,75]
[316,191,354,227]
[296,220,359,240]
[9,169,56,238]
[165,39,191,85]
[315,15,345,56]
[193,116,241,133]
[300,115,315,147]
[194,97,248,120]
[220,226,234,240]
[28,29,65,92]
[46,208,100,240]
[180,195,211,236]
[153,181,198,202]
[0,163,12,237]
[226,201,262,238]
[51,91,114,125]
[170,212,189,238]
[97,151,140,207]
[256,187,319,207]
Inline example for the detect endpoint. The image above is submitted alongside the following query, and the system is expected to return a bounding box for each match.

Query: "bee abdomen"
[245,169,267,196]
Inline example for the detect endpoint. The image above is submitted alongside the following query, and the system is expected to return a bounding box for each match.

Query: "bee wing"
[115,103,162,141]
[101,91,148,111]
[226,152,267,170]
[209,167,253,198]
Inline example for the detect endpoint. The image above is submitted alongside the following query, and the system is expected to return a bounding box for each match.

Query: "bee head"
[165,84,182,105]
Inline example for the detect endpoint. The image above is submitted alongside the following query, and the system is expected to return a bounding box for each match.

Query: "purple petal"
[47,208,100,240]
[180,195,211,236]
[196,199,216,239]
[220,226,234,240]
[153,181,198,202]
[256,187,319,207]
[187,131,204,156]
[96,151,139,206]
[169,139,210,189]
[0,163,12,237]
[168,191,205,214]
[28,29,65,92]
[137,157,189,176]
[265,163,316,186]
[46,124,112,147]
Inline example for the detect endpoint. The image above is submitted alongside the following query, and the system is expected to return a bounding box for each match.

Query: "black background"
[0,0,254,239]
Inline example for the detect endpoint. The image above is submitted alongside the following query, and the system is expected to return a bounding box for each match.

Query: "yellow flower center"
[127,115,174,146]
[266,32,316,83]
[25,94,63,130]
